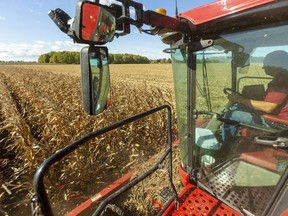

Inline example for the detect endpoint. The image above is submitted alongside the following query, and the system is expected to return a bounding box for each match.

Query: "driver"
[222,50,288,149]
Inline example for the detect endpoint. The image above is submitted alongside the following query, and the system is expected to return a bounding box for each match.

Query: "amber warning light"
[155,8,167,16]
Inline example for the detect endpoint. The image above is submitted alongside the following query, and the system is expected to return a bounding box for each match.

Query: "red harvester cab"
[34,0,288,215]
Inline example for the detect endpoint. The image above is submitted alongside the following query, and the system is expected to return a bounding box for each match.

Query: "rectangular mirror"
[80,46,111,115]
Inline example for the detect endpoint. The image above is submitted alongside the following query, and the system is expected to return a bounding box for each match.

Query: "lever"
[254,136,288,148]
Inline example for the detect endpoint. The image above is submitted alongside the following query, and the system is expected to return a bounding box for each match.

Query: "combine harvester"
[33,0,288,215]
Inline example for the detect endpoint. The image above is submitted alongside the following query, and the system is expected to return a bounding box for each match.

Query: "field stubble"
[0,64,180,215]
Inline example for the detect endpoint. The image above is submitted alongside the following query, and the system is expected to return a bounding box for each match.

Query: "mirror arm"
[142,11,191,34]
[112,0,143,37]
[115,9,191,37]
[115,16,131,37]
[112,0,190,34]
[115,0,143,13]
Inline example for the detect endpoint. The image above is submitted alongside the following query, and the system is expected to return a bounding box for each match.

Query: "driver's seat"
[241,114,288,138]
[238,113,288,172]
[235,84,288,171]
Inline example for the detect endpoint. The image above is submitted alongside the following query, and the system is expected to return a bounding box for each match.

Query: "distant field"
[15,63,174,89]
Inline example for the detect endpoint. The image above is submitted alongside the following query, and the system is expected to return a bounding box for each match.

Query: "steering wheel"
[223,87,243,109]
[196,87,241,125]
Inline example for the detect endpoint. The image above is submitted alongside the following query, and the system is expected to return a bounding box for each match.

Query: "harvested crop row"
[0,64,177,215]
[0,74,37,215]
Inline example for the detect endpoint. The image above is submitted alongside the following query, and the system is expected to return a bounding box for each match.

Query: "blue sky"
[0,0,215,61]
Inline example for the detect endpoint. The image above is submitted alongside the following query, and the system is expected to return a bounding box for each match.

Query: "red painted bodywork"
[179,0,275,25]
[162,183,241,216]
[263,114,288,125]
[237,138,288,171]
[179,164,189,186]
[281,209,288,216]
[66,172,133,216]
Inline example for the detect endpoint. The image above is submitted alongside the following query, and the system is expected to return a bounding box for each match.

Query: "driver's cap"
[263,50,288,71]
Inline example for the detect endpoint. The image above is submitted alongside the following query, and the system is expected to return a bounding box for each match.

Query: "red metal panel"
[65,172,133,216]
[237,138,288,171]
[239,147,288,171]
[162,184,241,215]
[263,114,288,125]
[281,209,288,216]
[179,163,189,186]
[179,0,276,25]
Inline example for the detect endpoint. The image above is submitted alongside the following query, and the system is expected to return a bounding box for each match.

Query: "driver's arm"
[228,93,279,113]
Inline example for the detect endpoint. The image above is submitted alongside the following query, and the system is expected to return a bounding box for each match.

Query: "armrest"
[262,114,288,125]
[240,121,280,133]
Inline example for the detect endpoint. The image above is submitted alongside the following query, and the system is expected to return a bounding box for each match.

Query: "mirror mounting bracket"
[111,0,144,37]
[188,39,214,52]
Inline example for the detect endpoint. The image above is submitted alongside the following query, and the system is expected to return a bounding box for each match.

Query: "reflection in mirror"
[81,2,116,43]
[232,52,250,68]
[81,46,111,115]
[233,52,250,74]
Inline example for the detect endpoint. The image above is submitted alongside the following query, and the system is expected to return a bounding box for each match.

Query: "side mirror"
[232,52,251,74]
[74,1,116,44]
[80,46,111,115]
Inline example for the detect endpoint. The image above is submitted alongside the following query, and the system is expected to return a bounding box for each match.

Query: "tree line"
[38,51,171,64]
[38,51,80,64]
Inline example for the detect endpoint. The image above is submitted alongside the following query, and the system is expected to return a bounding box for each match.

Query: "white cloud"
[0,16,6,21]
[0,38,168,62]
[0,40,84,62]
[35,40,51,45]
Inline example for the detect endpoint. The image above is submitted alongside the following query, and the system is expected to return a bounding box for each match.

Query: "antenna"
[175,0,178,17]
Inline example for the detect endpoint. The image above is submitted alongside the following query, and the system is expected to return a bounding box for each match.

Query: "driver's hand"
[227,92,244,103]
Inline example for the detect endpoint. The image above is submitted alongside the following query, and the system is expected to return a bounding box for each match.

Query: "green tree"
[108,54,114,63]
[38,51,152,64]
[49,53,59,63]
[38,53,49,63]
[73,52,80,64]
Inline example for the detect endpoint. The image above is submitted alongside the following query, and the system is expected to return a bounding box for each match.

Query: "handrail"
[33,104,177,215]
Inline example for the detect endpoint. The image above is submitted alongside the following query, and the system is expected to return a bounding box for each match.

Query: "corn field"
[0,64,182,215]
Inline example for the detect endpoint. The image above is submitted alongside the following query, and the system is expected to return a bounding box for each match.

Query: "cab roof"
[179,0,275,25]
[176,0,288,39]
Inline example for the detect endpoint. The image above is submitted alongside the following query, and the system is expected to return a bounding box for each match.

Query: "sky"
[0,0,215,62]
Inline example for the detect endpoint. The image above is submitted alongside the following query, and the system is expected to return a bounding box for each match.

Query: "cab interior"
[190,26,288,215]
[173,23,288,215]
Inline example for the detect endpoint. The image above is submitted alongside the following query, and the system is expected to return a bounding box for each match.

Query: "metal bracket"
[31,194,41,216]
[159,187,173,202]
[188,39,214,52]
[163,36,186,53]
